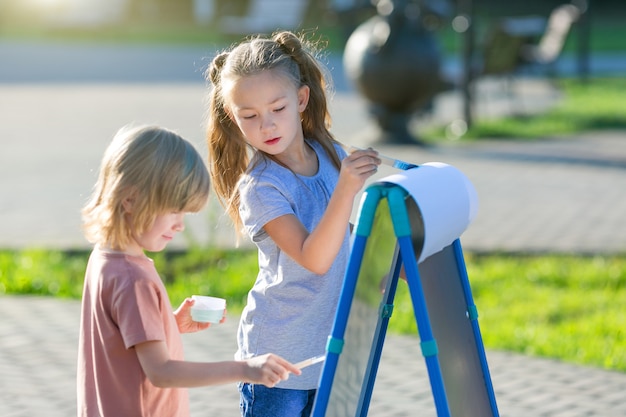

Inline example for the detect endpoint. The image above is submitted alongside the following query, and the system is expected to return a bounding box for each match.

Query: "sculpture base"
[368,108,428,146]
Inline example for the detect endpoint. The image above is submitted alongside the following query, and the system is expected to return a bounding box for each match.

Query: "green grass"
[1,248,625,373]
[0,247,258,304]
[390,253,626,372]
[152,247,258,308]
[0,249,86,298]
[421,77,626,142]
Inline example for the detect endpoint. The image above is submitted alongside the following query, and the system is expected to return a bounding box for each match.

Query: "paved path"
[2,82,625,254]
[1,40,625,416]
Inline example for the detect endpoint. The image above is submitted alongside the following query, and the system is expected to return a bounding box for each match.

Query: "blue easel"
[312,180,499,417]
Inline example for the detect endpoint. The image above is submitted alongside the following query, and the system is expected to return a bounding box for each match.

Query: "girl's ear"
[122,197,134,214]
[297,85,310,112]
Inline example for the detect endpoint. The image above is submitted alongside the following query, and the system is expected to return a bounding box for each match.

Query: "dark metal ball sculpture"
[343,0,443,144]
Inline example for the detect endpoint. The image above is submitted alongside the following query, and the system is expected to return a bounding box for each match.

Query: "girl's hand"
[338,148,381,196]
[174,298,226,334]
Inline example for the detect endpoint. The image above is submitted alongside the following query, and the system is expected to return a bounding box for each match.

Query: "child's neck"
[278,141,318,176]
[98,245,144,258]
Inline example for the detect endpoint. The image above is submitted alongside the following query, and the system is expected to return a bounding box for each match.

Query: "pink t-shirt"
[77,248,188,417]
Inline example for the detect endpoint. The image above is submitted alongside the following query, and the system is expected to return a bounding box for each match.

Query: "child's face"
[131,211,186,253]
[226,70,309,155]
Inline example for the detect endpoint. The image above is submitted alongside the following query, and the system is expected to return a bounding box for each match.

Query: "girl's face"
[226,70,309,156]
[127,211,186,256]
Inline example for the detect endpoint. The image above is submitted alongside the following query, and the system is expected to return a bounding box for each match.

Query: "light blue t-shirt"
[236,140,350,390]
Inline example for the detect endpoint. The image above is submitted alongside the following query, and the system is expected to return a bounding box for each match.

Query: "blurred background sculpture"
[343,0,451,144]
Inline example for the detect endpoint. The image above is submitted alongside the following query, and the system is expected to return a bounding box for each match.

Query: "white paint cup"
[190,295,226,323]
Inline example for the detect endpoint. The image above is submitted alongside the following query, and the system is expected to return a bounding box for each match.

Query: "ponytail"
[206,51,249,233]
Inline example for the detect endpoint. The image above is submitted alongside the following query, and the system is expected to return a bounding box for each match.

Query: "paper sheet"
[380,162,478,263]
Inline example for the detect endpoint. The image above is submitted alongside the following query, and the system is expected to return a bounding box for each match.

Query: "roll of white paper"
[380,162,478,263]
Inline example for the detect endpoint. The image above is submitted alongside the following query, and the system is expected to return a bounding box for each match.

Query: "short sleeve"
[112,277,166,349]
[239,177,295,241]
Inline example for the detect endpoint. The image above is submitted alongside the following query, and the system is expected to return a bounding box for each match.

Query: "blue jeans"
[239,382,316,417]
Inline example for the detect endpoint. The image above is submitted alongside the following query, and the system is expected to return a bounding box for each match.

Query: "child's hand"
[174,298,226,334]
[243,353,302,388]
[338,148,381,195]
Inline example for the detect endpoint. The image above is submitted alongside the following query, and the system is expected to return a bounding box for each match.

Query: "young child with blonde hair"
[77,124,299,417]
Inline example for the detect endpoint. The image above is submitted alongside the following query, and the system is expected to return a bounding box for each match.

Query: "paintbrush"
[294,354,326,370]
[348,146,418,170]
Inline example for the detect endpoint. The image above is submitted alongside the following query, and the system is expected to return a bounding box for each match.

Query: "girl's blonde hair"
[82,125,210,250]
[205,30,341,234]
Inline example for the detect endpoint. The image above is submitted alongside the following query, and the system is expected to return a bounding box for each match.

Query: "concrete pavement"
[1,40,626,416]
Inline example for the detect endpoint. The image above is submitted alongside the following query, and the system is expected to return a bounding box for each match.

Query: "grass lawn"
[391,253,626,372]
[1,248,625,373]
[421,77,626,142]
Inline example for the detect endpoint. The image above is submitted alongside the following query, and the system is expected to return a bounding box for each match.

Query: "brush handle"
[377,153,401,168]
[348,146,417,170]
[294,355,326,369]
